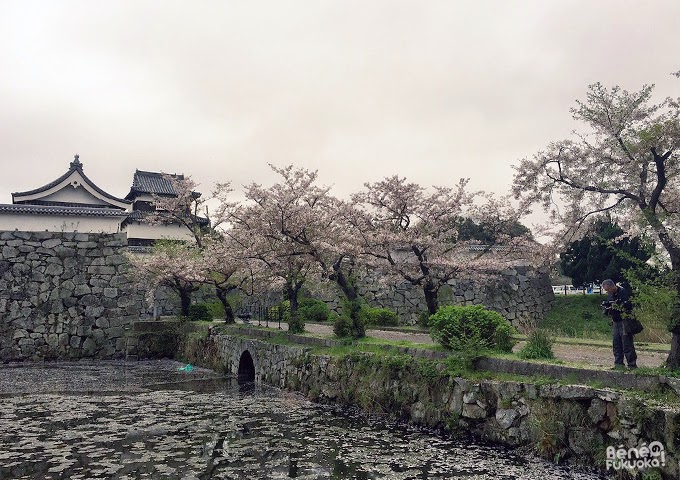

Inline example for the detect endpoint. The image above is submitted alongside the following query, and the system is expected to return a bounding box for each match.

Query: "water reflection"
[0,363,608,479]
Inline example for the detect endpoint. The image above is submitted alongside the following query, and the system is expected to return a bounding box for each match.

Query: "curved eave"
[121,210,210,227]
[0,204,130,218]
[12,162,131,209]
[124,188,176,201]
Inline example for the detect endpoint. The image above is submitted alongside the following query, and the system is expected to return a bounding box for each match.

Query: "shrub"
[332,313,366,338]
[333,314,354,337]
[205,301,224,319]
[361,307,400,327]
[288,314,305,334]
[417,311,431,328]
[519,329,555,359]
[429,305,516,353]
[298,298,330,323]
[188,303,213,321]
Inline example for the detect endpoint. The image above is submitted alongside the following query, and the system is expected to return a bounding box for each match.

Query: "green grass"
[542,295,672,344]
[355,336,445,351]
[541,295,611,340]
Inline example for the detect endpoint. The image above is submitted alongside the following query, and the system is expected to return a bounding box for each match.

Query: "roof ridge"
[134,169,184,179]
[12,155,131,206]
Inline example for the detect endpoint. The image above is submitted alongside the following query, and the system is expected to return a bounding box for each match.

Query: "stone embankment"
[0,231,138,361]
[320,265,555,329]
[182,332,680,479]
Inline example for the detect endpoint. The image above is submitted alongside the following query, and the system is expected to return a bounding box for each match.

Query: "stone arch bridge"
[213,334,311,386]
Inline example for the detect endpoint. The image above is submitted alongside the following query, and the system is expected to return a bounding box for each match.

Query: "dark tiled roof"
[12,155,131,206]
[0,204,129,217]
[126,170,183,198]
[19,200,125,209]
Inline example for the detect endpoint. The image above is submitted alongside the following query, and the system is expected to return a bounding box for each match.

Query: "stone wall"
[319,265,554,329]
[197,334,680,478]
[0,231,140,361]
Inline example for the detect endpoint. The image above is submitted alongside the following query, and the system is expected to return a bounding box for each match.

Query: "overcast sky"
[1,1,678,224]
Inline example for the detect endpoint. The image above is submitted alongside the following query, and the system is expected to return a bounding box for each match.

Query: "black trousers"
[613,320,637,367]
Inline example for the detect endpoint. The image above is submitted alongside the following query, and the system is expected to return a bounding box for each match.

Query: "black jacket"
[605,286,633,323]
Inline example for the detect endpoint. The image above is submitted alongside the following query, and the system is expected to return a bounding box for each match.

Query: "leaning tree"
[512,80,680,367]
[226,168,325,333]
[128,240,205,317]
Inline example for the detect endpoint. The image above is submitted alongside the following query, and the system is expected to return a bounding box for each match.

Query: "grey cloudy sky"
[1,1,678,218]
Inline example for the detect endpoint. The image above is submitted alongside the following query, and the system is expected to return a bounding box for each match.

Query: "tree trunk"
[287,284,299,315]
[286,282,304,333]
[333,266,358,303]
[664,261,680,368]
[179,288,192,317]
[216,288,235,324]
[667,333,680,369]
[423,282,439,315]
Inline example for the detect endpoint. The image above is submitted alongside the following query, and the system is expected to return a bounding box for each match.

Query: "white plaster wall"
[39,185,111,206]
[133,193,156,203]
[123,221,195,241]
[0,214,123,233]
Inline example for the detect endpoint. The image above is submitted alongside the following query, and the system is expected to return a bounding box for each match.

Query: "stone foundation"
[325,266,555,329]
[0,231,138,360]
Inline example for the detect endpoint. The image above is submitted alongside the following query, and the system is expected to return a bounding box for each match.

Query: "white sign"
[606,442,666,471]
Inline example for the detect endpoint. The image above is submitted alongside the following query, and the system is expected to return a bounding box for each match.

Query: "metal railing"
[235,301,284,329]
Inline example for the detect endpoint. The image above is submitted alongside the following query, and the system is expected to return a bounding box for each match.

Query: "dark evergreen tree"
[560,219,653,287]
[456,218,532,243]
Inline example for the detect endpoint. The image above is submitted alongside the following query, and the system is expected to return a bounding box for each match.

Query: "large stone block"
[85,305,106,317]
[54,246,76,258]
[103,288,118,298]
[2,246,18,258]
[82,337,97,356]
[79,295,101,307]
[95,317,110,329]
[117,295,137,308]
[105,255,127,266]
[41,238,62,249]
[44,264,64,276]
[73,284,91,296]
[495,408,520,429]
[87,266,116,275]
[63,257,78,269]
[77,241,98,249]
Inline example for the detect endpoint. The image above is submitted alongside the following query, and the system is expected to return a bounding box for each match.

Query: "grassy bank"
[541,295,672,344]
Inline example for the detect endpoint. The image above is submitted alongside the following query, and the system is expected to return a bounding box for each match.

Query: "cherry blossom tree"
[512,80,680,367]
[353,176,535,315]
[134,176,245,320]
[225,165,370,335]
[199,235,254,323]
[128,241,205,316]
[226,171,322,332]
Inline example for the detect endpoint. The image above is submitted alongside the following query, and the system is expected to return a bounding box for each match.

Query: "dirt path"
[546,343,667,369]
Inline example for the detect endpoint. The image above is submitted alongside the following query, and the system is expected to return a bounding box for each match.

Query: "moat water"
[0,361,608,479]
